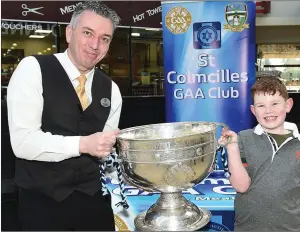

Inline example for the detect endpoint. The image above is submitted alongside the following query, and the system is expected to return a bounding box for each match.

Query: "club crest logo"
[193,22,221,49]
[207,222,231,231]
[224,3,249,32]
[114,214,129,231]
[165,6,192,34]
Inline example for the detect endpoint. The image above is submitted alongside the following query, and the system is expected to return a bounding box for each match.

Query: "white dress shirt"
[7,50,122,162]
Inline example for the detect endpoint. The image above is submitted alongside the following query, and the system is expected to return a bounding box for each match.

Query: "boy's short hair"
[251,76,289,101]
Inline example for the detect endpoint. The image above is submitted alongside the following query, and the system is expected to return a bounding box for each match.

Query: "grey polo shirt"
[234,122,300,231]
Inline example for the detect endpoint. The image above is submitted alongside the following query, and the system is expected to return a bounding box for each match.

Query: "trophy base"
[135,208,211,231]
[134,192,211,231]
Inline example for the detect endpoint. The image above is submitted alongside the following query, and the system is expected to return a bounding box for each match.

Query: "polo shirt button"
[73,185,76,189]
[75,168,80,172]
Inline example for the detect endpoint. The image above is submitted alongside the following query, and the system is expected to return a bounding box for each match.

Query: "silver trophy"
[116,121,230,231]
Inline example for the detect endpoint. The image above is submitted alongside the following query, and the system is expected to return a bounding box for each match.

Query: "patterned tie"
[75,74,89,110]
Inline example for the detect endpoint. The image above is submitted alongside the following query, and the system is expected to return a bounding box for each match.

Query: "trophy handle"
[215,123,232,147]
[213,123,231,178]
[98,147,119,163]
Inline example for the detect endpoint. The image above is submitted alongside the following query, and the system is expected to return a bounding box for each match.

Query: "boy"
[219,76,300,231]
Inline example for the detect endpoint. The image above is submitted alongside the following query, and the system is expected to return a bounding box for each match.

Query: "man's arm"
[103,81,122,132]
[7,56,81,162]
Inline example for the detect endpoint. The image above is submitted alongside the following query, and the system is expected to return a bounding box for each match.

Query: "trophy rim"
[116,121,218,141]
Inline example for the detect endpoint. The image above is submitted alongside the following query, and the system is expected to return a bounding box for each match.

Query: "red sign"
[256,1,271,15]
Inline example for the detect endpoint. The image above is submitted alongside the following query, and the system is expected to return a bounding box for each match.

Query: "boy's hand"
[218,128,238,148]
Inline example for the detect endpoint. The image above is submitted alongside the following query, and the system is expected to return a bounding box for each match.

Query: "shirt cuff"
[64,136,81,157]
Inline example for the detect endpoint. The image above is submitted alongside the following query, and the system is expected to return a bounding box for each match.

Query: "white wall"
[256,1,300,26]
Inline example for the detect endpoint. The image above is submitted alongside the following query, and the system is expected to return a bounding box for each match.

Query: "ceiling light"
[35,29,52,34]
[47,48,51,51]
[29,35,45,38]
[131,33,140,37]
[38,52,42,55]
[52,45,56,48]
[145,28,160,31]
[12,43,17,46]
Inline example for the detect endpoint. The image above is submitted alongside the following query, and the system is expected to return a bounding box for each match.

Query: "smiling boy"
[219,76,300,231]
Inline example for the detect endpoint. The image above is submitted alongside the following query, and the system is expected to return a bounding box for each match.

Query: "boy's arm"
[220,129,251,193]
[227,140,251,193]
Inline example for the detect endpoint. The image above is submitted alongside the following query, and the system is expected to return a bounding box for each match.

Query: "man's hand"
[79,129,119,158]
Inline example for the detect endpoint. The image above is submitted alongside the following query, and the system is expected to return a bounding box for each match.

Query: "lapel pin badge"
[100,98,110,107]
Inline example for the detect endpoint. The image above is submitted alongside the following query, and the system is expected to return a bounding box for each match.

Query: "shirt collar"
[254,122,300,140]
[63,49,94,81]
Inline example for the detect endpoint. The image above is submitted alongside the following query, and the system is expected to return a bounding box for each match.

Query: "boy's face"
[250,91,293,134]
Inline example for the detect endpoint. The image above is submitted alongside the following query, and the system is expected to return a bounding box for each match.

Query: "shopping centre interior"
[2,24,300,96]
[2,21,300,128]
[1,1,300,230]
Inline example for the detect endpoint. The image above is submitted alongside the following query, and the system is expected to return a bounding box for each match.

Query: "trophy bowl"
[116,121,229,231]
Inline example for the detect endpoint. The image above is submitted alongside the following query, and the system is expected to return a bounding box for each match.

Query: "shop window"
[257,44,300,93]
[131,28,164,96]
[105,27,131,96]
[1,20,58,93]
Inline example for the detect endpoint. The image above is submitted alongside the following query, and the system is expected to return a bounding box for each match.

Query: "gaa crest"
[165,6,192,34]
[224,3,249,32]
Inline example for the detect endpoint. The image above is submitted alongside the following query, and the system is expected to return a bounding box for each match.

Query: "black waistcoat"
[14,54,112,202]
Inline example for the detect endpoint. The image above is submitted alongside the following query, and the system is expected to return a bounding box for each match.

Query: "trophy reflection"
[116,121,229,231]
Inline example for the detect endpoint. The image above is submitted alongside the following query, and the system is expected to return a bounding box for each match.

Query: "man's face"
[251,91,293,134]
[66,10,113,73]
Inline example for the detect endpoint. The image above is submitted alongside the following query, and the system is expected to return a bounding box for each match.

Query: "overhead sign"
[2,1,270,28]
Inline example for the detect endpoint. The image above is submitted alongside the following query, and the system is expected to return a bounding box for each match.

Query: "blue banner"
[162,1,256,169]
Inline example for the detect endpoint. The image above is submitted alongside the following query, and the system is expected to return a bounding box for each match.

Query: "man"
[7,1,122,230]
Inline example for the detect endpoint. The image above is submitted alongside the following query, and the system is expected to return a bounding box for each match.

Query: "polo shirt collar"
[254,122,300,140]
